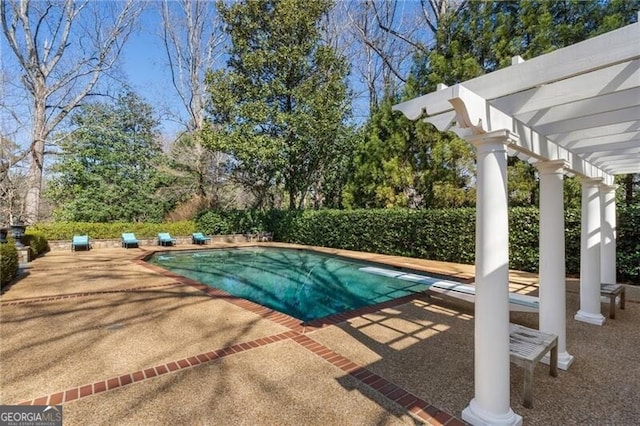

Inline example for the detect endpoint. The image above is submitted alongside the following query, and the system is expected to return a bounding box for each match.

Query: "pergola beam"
[462,22,640,101]
[513,88,640,128]
[490,60,640,116]
[394,84,615,182]
[549,121,640,145]
[535,106,640,136]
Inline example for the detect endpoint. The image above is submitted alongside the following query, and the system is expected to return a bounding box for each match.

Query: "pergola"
[393,16,639,426]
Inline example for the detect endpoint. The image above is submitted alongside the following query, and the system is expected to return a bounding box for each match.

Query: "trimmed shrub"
[195,210,279,235]
[195,206,640,281]
[23,204,639,284]
[23,231,50,259]
[564,208,581,276]
[30,221,196,240]
[618,204,640,283]
[195,211,232,235]
[1,240,19,288]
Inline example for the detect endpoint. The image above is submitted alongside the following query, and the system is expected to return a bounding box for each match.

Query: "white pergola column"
[462,130,522,426]
[600,184,617,285]
[535,160,574,370]
[575,177,606,325]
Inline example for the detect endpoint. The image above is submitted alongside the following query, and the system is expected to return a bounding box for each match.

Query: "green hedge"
[30,221,196,240]
[1,240,19,288]
[196,210,272,235]
[23,206,639,284]
[23,231,50,259]
[618,204,640,283]
[196,207,639,284]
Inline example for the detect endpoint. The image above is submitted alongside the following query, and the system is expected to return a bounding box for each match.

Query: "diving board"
[359,266,539,313]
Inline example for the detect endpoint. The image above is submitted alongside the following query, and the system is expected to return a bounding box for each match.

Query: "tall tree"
[160,0,229,210]
[46,92,171,222]
[1,0,142,224]
[343,95,475,209]
[336,0,465,113]
[165,131,235,211]
[204,0,351,209]
[160,0,225,132]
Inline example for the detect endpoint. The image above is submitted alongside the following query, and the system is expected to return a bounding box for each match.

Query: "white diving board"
[359,266,539,313]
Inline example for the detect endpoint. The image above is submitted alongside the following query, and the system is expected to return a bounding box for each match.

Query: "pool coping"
[135,244,463,333]
[133,245,467,424]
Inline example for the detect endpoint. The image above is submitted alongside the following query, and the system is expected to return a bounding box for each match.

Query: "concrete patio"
[1,244,638,425]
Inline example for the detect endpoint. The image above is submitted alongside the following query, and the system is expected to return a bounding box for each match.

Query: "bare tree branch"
[161,0,225,132]
[160,0,228,209]
[372,1,428,53]
[1,0,143,223]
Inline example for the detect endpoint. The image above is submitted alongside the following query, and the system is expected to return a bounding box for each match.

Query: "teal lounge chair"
[192,232,211,245]
[121,233,139,248]
[158,232,177,246]
[71,235,90,251]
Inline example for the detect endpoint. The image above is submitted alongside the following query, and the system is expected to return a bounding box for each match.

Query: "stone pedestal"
[17,247,31,264]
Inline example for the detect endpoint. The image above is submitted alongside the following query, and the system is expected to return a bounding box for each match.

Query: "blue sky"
[121,6,186,138]
[2,1,413,148]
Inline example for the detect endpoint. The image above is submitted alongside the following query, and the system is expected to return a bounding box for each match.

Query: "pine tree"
[343,95,475,209]
[408,0,639,207]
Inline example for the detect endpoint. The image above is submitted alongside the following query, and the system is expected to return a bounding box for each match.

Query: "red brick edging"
[17,329,463,425]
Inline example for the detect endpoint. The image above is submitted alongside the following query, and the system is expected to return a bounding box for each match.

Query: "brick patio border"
[16,329,464,425]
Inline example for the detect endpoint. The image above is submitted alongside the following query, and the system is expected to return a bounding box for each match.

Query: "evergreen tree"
[343,95,475,209]
[204,0,351,209]
[407,0,639,207]
[47,92,171,222]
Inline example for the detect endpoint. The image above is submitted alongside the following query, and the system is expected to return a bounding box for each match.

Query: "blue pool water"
[148,247,443,322]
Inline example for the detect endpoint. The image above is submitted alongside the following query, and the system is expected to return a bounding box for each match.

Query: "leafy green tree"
[203,0,351,209]
[0,136,28,224]
[46,92,172,222]
[1,0,142,224]
[617,174,640,206]
[343,95,475,209]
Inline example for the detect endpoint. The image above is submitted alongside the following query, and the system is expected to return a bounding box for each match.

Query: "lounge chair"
[71,235,90,251]
[121,233,139,248]
[192,232,211,245]
[157,232,177,246]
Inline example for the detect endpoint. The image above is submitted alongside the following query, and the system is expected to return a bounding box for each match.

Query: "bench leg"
[550,346,558,378]
[621,288,626,310]
[523,366,534,409]
[608,294,617,319]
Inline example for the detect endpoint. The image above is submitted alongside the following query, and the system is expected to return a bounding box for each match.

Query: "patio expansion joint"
[290,333,464,425]
[29,262,133,272]
[0,282,186,305]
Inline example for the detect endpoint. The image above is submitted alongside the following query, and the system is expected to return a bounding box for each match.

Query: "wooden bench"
[509,323,558,408]
[601,283,626,319]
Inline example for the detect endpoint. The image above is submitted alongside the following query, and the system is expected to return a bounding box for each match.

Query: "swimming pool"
[148,247,447,322]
